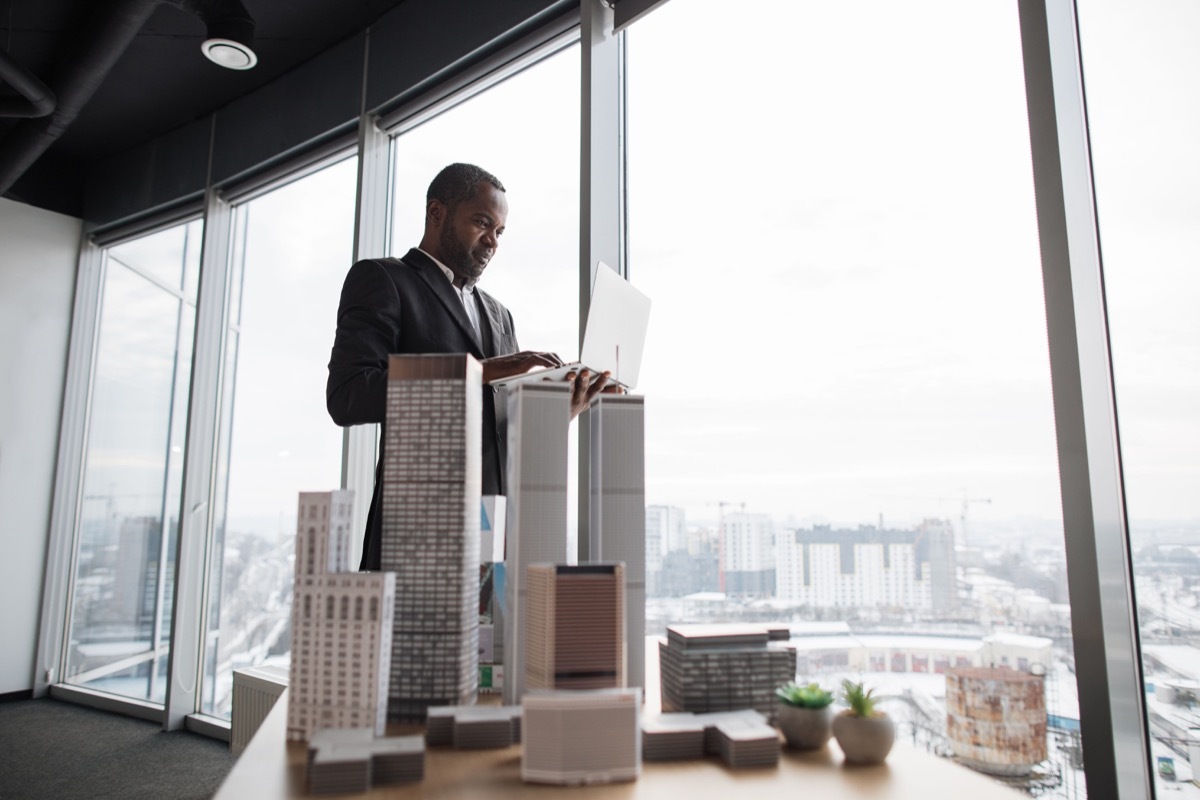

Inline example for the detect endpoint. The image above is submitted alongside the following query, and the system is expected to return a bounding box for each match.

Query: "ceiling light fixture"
[198,5,258,71]
[201,37,257,70]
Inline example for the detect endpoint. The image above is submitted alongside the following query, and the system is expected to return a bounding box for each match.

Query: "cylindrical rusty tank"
[945,666,1047,776]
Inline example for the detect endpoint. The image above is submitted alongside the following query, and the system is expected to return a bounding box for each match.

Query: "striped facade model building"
[659,624,796,720]
[287,490,395,740]
[382,354,481,721]
[525,563,626,692]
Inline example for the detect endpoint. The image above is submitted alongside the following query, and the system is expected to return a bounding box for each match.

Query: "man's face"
[436,182,508,284]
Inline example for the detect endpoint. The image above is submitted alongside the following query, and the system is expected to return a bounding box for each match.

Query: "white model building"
[522,688,642,785]
[525,563,625,692]
[658,624,796,721]
[382,354,482,721]
[586,394,646,690]
[288,491,395,741]
[502,381,571,705]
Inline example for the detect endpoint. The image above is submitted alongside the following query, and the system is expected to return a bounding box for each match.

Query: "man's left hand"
[565,369,622,420]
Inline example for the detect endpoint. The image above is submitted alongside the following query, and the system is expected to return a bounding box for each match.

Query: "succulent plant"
[776,681,835,709]
[840,679,881,718]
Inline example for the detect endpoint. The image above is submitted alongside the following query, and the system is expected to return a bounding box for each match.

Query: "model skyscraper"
[288,491,395,740]
[382,354,481,721]
[502,381,571,705]
[586,394,646,689]
[525,563,625,691]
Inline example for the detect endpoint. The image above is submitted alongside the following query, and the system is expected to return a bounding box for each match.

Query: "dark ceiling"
[0,0,407,210]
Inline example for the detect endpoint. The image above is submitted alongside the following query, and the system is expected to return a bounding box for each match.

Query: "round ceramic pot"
[832,712,895,765]
[777,703,833,750]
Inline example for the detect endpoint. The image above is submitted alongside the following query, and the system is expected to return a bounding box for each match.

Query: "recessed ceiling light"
[201,38,257,70]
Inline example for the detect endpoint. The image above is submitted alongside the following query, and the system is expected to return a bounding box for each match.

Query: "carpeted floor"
[0,697,235,800]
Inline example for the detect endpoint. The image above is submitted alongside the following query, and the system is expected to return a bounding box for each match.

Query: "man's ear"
[426,199,446,228]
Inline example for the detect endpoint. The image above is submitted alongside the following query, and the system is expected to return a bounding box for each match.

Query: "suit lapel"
[401,249,485,357]
[477,291,508,358]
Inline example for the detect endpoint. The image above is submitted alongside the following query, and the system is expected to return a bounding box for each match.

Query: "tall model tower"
[586,394,646,690]
[382,355,481,721]
[502,381,570,705]
[288,490,395,740]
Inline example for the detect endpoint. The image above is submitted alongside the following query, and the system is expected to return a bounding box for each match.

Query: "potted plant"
[831,679,894,765]
[775,681,835,750]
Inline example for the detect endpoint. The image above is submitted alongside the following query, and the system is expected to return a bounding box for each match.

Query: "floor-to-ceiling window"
[1078,0,1200,791]
[629,1,1083,794]
[200,157,358,718]
[64,219,200,704]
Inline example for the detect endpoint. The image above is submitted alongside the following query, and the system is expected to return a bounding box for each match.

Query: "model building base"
[642,709,781,768]
[522,688,642,785]
[425,705,522,748]
[306,728,425,794]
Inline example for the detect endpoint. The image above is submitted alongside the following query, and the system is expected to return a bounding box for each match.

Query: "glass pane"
[107,219,197,294]
[1078,0,1200,794]
[630,1,1080,794]
[389,44,580,362]
[201,157,357,718]
[66,224,199,704]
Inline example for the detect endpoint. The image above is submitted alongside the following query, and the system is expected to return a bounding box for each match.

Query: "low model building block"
[642,710,780,768]
[288,491,395,741]
[503,382,571,705]
[382,355,482,721]
[425,704,523,749]
[522,688,642,785]
[658,624,796,721]
[306,728,425,794]
[525,563,626,692]
[586,395,647,690]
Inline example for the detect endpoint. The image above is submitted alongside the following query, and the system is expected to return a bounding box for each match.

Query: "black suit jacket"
[326,248,519,570]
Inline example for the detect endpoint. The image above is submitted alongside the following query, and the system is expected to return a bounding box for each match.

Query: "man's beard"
[440,223,488,283]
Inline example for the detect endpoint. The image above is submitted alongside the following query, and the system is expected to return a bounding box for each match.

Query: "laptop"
[489,261,651,391]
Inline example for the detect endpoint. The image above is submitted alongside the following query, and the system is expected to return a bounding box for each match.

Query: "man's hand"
[566,369,621,420]
[481,351,564,383]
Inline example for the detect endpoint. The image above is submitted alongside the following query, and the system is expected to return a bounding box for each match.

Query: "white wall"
[0,197,80,694]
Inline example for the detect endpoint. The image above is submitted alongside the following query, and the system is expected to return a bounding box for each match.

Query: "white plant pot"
[777,703,833,750]
[832,712,895,765]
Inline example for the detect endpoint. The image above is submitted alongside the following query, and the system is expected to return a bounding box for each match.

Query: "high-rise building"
[525,563,625,692]
[645,505,686,596]
[381,355,481,721]
[774,523,955,611]
[720,512,775,596]
[502,381,570,705]
[586,394,646,690]
[288,491,395,740]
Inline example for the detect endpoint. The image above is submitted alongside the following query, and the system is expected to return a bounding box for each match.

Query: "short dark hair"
[426,163,505,213]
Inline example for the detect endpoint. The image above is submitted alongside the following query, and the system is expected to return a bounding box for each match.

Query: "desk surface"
[217,692,1023,800]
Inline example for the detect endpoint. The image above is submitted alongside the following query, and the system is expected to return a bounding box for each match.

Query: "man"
[327,163,608,570]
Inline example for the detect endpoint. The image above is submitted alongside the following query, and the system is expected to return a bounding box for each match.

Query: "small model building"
[479,496,506,693]
[425,704,523,749]
[288,491,395,741]
[525,563,626,691]
[658,624,796,720]
[642,709,780,768]
[382,354,481,721]
[306,727,425,794]
[502,382,571,705]
[522,688,642,785]
[586,394,647,690]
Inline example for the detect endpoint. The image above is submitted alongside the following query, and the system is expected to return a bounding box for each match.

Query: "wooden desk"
[217,691,1023,800]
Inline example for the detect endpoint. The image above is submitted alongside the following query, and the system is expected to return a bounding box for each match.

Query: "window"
[64,219,201,704]
[1078,1,1200,794]
[200,157,358,718]
[629,1,1079,792]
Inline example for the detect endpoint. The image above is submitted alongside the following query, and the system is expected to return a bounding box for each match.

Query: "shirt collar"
[418,247,478,291]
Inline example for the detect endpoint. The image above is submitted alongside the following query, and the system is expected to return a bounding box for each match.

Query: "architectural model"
[502,381,570,705]
[381,354,481,721]
[659,624,796,720]
[642,709,780,768]
[522,688,642,785]
[479,496,506,693]
[306,727,425,793]
[586,394,646,689]
[525,563,625,692]
[288,491,395,741]
[425,704,522,748]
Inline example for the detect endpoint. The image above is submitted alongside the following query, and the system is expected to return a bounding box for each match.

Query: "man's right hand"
[481,350,564,383]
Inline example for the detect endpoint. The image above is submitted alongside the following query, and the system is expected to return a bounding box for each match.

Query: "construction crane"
[946,489,991,548]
